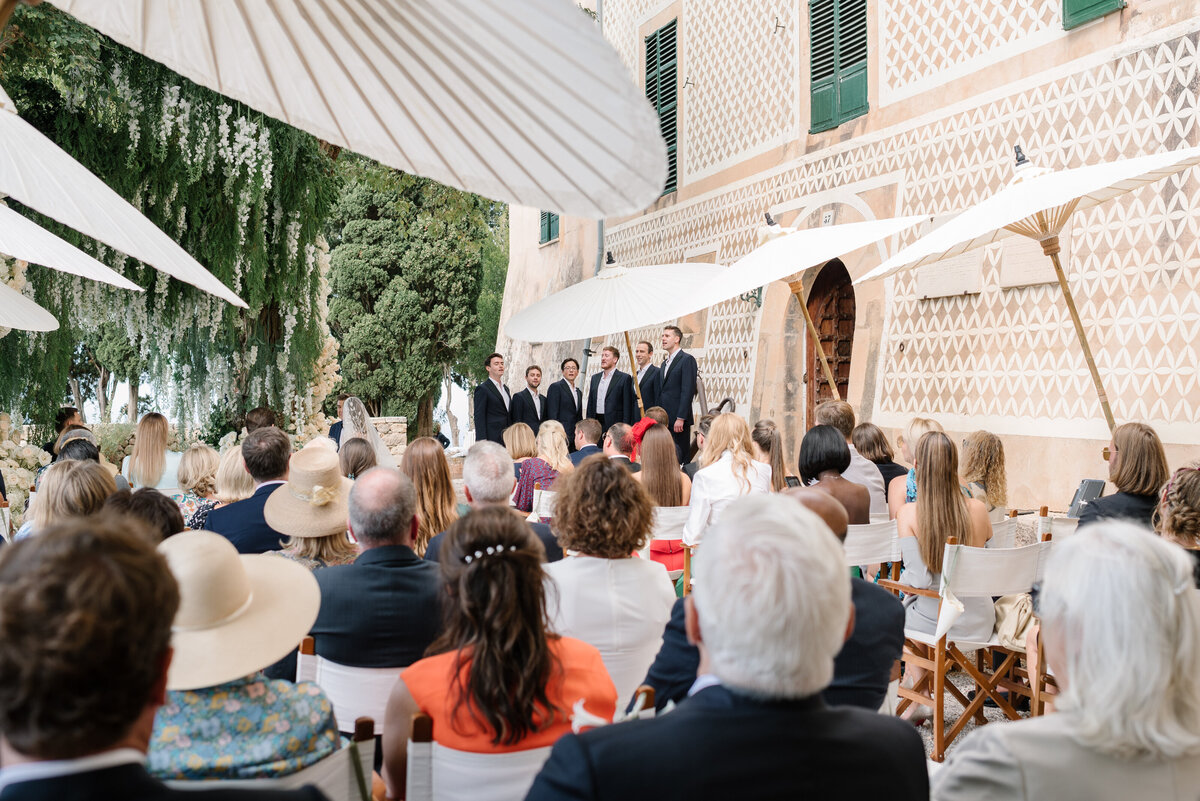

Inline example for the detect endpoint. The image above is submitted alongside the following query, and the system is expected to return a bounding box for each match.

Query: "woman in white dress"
[682,413,772,548]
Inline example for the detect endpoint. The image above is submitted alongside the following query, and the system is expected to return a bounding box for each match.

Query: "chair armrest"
[876,579,939,598]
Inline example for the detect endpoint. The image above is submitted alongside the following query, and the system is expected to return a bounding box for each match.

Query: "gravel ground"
[913,667,1028,759]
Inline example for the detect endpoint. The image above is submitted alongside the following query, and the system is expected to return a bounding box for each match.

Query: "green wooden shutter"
[1062,0,1124,29]
[539,211,559,243]
[809,0,869,133]
[645,20,678,195]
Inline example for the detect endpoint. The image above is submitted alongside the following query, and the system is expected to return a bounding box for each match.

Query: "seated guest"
[202,427,290,554]
[888,417,944,519]
[45,433,130,491]
[310,467,441,670]
[568,418,603,467]
[170,443,219,522]
[636,488,905,713]
[545,458,676,704]
[189,444,256,530]
[933,521,1200,800]
[54,426,126,484]
[683,413,771,548]
[504,422,538,480]
[338,436,376,479]
[643,406,670,428]
[1079,421,1169,529]
[15,459,115,540]
[815,400,886,515]
[960,430,1008,522]
[40,405,81,454]
[682,412,715,480]
[264,448,357,570]
[514,420,573,513]
[103,488,186,540]
[601,422,640,473]
[244,406,278,433]
[0,518,323,800]
[1157,463,1200,585]
[122,412,183,492]
[526,494,927,800]
[425,441,563,563]
[400,437,460,556]
[149,531,338,780]
[633,425,692,572]
[752,419,796,490]
[799,425,871,525]
[381,508,617,797]
[852,422,907,501]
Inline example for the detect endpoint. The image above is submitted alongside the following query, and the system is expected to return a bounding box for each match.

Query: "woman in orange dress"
[381,507,617,796]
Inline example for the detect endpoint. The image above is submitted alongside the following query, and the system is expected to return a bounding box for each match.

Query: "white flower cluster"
[0,438,51,526]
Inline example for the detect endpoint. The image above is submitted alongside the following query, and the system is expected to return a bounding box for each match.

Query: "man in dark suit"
[633,487,904,713]
[526,493,926,801]
[585,346,635,433]
[509,364,546,434]
[424,441,563,563]
[202,426,290,554]
[602,423,641,473]
[0,516,321,801]
[327,393,348,448]
[473,352,511,445]
[657,325,698,463]
[568,419,603,467]
[634,340,660,412]
[545,358,583,450]
[310,467,441,670]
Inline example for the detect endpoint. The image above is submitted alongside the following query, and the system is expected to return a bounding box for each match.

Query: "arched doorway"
[805,259,855,424]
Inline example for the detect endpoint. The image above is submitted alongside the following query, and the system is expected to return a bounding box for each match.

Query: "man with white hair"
[423,441,562,563]
[525,494,927,800]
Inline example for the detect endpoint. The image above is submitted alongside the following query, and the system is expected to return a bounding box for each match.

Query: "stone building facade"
[497,0,1200,509]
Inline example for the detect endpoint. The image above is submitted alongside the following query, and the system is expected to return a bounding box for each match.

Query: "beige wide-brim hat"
[263,447,353,538]
[160,531,320,691]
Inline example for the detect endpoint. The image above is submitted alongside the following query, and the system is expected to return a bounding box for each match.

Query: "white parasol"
[46,0,668,218]
[0,203,141,292]
[856,144,1200,432]
[0,280,57,332]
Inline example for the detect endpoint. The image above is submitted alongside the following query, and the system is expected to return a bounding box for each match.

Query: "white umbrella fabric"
[0,280,57,332]
[49,0,668,219]
[0,85,244,307]
[0,203,142,292]
[855,145,1200,432]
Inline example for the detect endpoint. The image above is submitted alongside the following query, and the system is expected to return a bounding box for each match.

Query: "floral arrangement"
[0,438,51,527]
[0,254,30,341]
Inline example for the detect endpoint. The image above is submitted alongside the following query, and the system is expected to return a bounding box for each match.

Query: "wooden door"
[805,259,855,423]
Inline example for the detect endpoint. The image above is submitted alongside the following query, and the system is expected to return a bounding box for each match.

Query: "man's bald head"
[348,467,417,547]
[783,486,849,541]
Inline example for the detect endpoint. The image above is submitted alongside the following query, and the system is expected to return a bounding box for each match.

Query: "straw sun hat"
[160,531,319,691]
[263,447,354,539]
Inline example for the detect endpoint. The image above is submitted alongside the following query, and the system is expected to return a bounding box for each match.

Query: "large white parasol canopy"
[0,203,141,292]
[0,281,57,332]
[48,0,668,218]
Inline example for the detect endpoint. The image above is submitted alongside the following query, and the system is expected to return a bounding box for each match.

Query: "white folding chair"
[636,506,689,581]
[1052,516,1079,541]
[842,519,900,581]
[987,513,1019,549]
[297,637,401,735]
[869,512,890,524]
[0,500,11,542]
[170,716,375,801]
[526,484,557,522]
[406,713,552,801]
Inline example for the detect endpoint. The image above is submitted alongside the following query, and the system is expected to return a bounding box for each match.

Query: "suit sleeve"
[546,385,561,422]
[585,377,596,419]
[623,376,636,424]
[473,385,489,443]
[677,355,697,422]
[523,734,599,801]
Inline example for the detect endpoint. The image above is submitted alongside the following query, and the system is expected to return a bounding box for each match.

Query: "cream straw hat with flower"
[263,447,353,539]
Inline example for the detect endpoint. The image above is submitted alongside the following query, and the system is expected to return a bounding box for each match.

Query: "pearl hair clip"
[463,544,519,564]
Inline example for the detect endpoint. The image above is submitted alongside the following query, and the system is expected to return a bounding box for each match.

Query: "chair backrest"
[987,516,1018,549]
[636,506,689,559]
[169,717,374,801]
[843,520,900,567]
[297,636,401,735]
[1052,516,1079,541]
[869,512,890,524]
[526,484,557,522]
[406,713,553,801]
[942,540,1055,599]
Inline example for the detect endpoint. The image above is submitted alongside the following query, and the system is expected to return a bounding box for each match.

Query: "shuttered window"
[539,211,559,244]
[1062,0,1124,29]
[645,20,678,195]
[809,0,868,134]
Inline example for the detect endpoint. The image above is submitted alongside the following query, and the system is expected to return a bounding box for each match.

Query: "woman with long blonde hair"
[122,412,183,491]
[683,413,771,547]
[513,420,573,514]
[401,437,460,556]
[961,430,1008,521]
[15,460,116,539]
[887,416,944,519]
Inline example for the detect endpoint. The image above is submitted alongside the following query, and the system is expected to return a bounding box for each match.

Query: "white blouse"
[544,555,676,706]
[682,451,773,547]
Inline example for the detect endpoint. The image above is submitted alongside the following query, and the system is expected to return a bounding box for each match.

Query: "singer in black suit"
[509,365,546,434]
[585,346,636,433]
[634,340,660,412]
[473,352,511,445]
[545,358,584,450]
[657,325,698,463]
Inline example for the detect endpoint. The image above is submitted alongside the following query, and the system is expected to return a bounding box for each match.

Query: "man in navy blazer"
[585,346,635,433]
[545,358,583,449]
[202,426,290,554]
[634,340,660,412]
[526,493,926,801]
[656,325,698,463]
[568,419,603,467]
[473,352,511,445]
[327,393,348,448]
[310,467,441,671]
[509,364,546,435]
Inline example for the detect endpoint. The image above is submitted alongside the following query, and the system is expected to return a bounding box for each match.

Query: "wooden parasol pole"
[787,278,841,401]
[1042,236,1115,433]
[624,330,646,417]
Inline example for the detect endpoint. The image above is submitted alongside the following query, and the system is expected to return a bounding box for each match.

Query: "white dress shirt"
[843,444,887,515]
[528,388,541,416]
[491,377,510,410]
[595,369,614,412]
[683,451,773,547]
[661,349,677,379]
[544,555,676,705]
